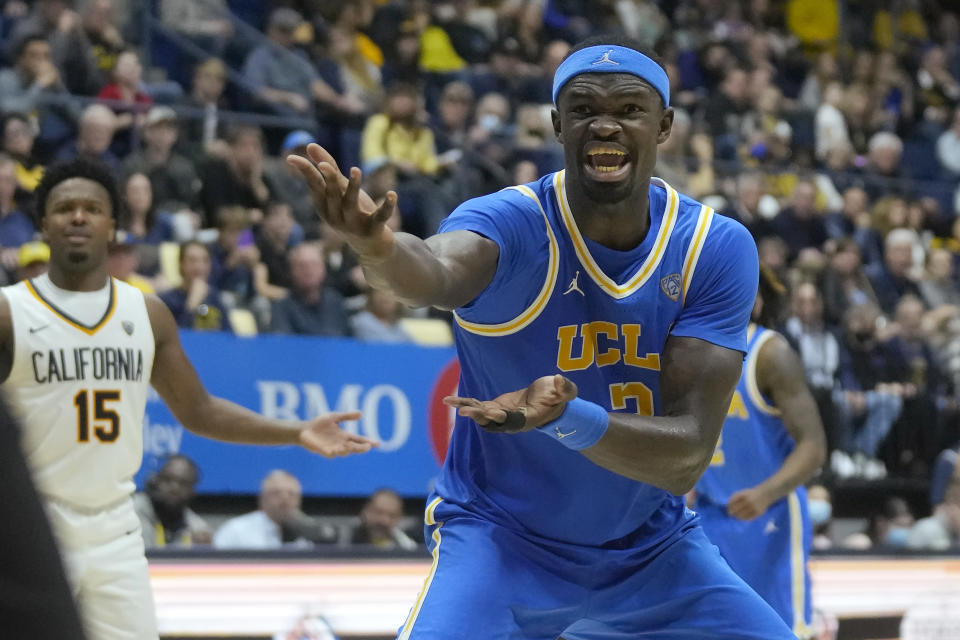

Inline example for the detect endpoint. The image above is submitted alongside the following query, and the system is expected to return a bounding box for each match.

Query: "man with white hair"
[865,228,923,314]
[55,104,118,169]
[863,131,905,200]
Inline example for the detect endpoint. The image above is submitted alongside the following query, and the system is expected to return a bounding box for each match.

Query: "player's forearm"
[359,233,469,310]
[179,396,300,445]
[582,413,715,495]
[753,439,826,504]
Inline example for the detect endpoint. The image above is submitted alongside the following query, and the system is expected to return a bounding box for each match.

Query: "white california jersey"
[3,277,155,510]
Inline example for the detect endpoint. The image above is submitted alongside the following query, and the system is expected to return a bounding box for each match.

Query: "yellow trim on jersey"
[24,278,117,336]
[424,496,443,526]
[453,185,559,336]
[681,206,714,306]
[397,525,442,640]
[554,171,679,299]
[745,329,782,416]
[746,323,758,343]
[787,491,811,638]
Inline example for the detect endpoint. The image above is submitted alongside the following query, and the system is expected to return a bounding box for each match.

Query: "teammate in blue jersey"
[290,35,797,639]
[692,268,827,638]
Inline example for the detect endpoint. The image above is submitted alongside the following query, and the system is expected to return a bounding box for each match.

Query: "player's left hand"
[298,411,378,458]
[727,487,774,521]
[444,374,578,434]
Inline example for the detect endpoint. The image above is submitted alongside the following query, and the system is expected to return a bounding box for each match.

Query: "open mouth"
[584,146,630,181]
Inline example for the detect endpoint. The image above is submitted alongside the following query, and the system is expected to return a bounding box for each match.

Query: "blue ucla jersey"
[696,325,797,507]
[434,171,759,547]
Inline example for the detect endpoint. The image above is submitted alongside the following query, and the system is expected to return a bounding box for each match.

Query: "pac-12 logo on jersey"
[122,320,134,335]
[660,273,681,302]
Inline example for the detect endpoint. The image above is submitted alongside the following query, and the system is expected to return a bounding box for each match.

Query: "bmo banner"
[136,330,459,497]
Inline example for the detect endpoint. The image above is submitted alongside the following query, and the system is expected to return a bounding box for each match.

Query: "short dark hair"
[12,33,48,62]
[561,35,665,107]
[33,157,123,227]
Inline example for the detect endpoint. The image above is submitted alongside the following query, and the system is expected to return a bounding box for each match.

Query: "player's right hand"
[286,143,398,260]
[444,375,579,434]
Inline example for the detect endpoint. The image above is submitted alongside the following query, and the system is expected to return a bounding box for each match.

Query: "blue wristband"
[537,398,609,450]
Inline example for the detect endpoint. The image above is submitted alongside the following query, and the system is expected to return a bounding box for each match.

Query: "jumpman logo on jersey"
[563,271,585,297]
[592,50,620,66]
[763,519,779,535]
[555,426,577,439]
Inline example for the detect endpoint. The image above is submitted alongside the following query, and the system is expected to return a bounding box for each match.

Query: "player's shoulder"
[441,174,555,237]
[755,328,802,379]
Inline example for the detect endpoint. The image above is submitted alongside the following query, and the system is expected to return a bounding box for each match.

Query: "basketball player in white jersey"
[0,158,377,640]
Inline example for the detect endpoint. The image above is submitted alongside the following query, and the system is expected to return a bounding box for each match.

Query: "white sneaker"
[830,450,856,478]
[864,457,887,479]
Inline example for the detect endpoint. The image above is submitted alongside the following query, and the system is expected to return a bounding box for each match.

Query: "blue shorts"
[397,497,796,640]
[696,491,812,638]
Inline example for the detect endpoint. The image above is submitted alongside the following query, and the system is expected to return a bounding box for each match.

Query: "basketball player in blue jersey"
[289,35,796,639]
[0,158,376,640]
[692,268,827,638]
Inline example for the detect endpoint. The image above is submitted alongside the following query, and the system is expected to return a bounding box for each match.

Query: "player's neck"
[567,185,651,251]
[46,265,110,292]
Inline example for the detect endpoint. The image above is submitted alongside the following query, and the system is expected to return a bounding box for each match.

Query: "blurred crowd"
[1,0,960,502]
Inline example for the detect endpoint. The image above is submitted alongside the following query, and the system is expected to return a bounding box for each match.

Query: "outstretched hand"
[286,143,398,259]
[444,374,578,434]
[298,410,378,458]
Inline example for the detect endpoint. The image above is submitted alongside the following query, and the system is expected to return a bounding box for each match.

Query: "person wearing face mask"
[843,496,916,550]
[807,485,834,550]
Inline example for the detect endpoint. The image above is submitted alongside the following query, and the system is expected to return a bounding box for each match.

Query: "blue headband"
[552,45,670,108]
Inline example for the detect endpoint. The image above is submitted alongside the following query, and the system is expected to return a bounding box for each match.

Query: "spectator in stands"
[1,113,44,202]
[348,488,417,550]
[814,82,851,163]
[885,295,951,474]
[819,238,878,327]
[96,48,152,155]
[213,470,314,549]
[0,36,75,156]
[771,179,828,260]
[0,154,35,251]
[122,106,198,212]
[706,66,751,160]
[270,242,349,336]
[937,106,960,176]
[843,496,915,550]
[432,81,475,157]
[862,132,906,200]
[243,7,361,118]
[180,58,229,165]
[106,239,153,294]
[55,104,119,170]
[7,0,100,96]
[134,455,212,549]
[254,199,302,295]
[159,240,229,331]
[361,82,446,237]
[807,484,834,550]
[906,477,960,550]
[119,172,174,278]
[350,289,412,343]
[931,446,960,507]
[833,303,905,478]
[121,172,174,247]
[800,52,840,112]
[920,248,960,308]
[825,186,869,241]
[917,46,960,124]
[198,125,273,228]
[264,130,318,237]
[159,0,233,58]
[866,228,924,315]
[206,206,259,305]
[80,0,125,83]
[15,241,49,282]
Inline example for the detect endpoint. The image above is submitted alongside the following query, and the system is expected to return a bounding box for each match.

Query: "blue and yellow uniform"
[399,172,795,639]
[696,324,813,638]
